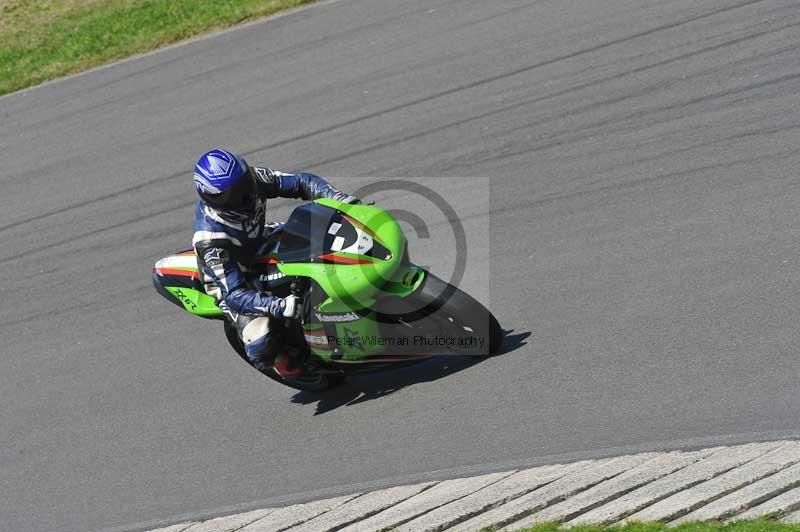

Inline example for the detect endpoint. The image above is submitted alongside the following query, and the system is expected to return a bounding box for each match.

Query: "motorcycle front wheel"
[389,272,503,356]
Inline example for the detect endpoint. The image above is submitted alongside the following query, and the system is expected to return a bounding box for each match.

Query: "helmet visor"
[203,168,258,218]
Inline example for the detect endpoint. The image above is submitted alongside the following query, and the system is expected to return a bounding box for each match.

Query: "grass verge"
[0,0,317,96]
[514,520,800,532]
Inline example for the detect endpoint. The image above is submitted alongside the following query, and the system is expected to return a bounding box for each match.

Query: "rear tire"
[223,322,344,392]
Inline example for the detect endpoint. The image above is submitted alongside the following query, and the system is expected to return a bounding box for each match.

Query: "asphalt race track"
[2,1,800,531]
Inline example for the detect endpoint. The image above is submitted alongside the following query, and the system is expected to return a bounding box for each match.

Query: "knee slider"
[242,317,271,345]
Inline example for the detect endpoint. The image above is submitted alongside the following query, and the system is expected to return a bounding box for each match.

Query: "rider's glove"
[280,295,303,320]
[339,195,361,205]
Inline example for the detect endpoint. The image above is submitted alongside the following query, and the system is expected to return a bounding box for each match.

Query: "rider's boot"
[273,345,304,378]
[240,317,303,378]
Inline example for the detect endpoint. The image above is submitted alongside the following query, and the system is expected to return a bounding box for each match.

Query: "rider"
[192,148,358,377]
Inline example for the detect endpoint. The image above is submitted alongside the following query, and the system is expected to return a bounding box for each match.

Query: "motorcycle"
[152,198,502,391]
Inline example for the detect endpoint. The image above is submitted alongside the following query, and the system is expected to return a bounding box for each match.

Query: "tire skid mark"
[0,284,149,331]
[0,200,190,265]
[0,0,478,137]
[0,169,184,235]
[464,70,800,169]
[466,45,800,152]
[534,113,800,165]
[244,0,772,158]
[493,148,798,218]
[301,21,800,170]
[0,0,779,234]
[559,123,800,194]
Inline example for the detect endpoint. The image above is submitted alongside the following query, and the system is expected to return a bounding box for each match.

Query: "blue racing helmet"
[193,148,257,221]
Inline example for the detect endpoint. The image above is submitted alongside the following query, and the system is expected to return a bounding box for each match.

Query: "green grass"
[0,0,317,96]
[513,520,800,532]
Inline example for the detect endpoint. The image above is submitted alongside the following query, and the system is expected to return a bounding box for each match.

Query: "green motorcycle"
[152,198,502,391]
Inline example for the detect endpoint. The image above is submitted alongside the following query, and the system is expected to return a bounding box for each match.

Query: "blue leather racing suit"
[192,167,350,370]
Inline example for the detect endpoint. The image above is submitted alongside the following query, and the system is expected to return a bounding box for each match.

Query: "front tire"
[401,272,503,356]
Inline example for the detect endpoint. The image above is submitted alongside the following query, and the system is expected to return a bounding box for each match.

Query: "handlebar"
[290,278,307,298]
[284,278,309,328]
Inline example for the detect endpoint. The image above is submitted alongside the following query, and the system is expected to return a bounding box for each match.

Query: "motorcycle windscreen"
[277,203,391,264]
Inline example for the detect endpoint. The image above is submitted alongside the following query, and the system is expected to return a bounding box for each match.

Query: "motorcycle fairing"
[153,199,437,361]
[276,200,405,310]
[152,250,223,319]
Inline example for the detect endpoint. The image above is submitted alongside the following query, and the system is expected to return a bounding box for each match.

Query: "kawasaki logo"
[258,271,284,282]
[314,311,362,322]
